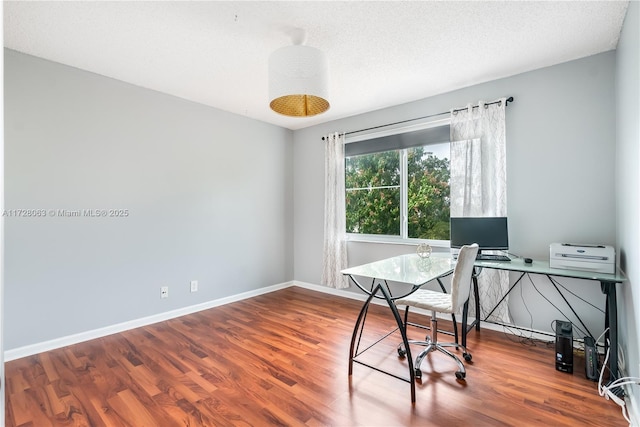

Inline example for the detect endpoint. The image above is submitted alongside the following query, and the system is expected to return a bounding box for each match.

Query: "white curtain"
[450,99,510,322]
[322,132,349,289]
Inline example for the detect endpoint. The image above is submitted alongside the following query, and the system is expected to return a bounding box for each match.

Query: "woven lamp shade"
[269,44,329,117]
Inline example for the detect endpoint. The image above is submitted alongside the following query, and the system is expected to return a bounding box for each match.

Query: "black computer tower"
[555,320,573,373]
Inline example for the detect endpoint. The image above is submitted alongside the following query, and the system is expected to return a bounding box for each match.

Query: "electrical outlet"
[161,286,169,298]
[190,280,198,293]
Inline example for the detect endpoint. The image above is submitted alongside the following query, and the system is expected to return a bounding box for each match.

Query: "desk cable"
[597,332,640,426]
[528,274,591,339]
[548,276,606,314]
[503,279,537,345]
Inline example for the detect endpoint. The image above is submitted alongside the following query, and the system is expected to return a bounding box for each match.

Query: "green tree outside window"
[345,146,450,240]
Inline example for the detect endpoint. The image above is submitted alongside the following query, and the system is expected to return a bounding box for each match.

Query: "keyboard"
[476,254,511,262]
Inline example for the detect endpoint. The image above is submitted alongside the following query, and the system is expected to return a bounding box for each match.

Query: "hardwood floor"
[5,286,626,426]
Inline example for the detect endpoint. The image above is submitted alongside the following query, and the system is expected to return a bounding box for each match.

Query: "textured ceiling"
[3,1,630,130]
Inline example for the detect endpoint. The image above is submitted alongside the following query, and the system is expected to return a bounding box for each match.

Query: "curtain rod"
[321,96,514,140]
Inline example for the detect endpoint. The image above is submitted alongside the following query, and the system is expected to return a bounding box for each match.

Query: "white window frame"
[345,117,452,247]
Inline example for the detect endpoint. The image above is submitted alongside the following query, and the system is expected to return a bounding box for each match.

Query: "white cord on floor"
[597,338,640,425]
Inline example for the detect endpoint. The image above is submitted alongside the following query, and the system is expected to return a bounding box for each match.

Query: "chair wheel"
[414,369,422,379]
[463,353,472,362]
[455,371,466,380]
[397,347,406,358]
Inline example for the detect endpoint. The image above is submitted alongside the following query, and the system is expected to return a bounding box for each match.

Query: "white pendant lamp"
[269,29,329,117]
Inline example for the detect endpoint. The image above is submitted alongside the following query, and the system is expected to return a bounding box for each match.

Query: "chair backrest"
[450,243,479,311]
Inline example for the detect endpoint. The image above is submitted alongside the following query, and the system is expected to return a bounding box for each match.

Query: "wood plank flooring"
[5,286,627,426]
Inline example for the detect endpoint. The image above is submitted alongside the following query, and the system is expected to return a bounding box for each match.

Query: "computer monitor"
[450,217,509,252]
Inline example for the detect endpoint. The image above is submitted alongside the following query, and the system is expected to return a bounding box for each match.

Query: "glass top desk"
[341,253,456,403]
[471,258,626,385]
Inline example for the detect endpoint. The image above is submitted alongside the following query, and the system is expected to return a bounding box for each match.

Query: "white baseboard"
[293,280,372,301]
[4,281,294,361]
[294,280,435,316]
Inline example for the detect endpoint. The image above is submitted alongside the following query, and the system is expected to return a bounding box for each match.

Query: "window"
[345,121,451,242]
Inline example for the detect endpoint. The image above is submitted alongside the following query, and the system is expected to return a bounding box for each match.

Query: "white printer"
[549,243,615,274]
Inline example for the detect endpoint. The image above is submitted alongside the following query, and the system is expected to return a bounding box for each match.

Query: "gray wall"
[4,49,294,350]
[293,51,617,337]
[616,0,640,408]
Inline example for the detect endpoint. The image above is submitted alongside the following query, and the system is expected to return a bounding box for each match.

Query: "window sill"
[346,234,451,249]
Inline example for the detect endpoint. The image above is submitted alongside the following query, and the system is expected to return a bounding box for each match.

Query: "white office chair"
[396,243,479,380]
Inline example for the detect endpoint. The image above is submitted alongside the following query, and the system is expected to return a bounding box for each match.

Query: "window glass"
[345,151,400,235]
[407,143,450,239]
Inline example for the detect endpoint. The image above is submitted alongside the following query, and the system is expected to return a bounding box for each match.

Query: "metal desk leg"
[467,273,480,332]
[378,284,416,403]
[348,285,376,376]
[473,276,480,330]
[602,281,619,385]
[347,279,416,403]
[462,299,470,349]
